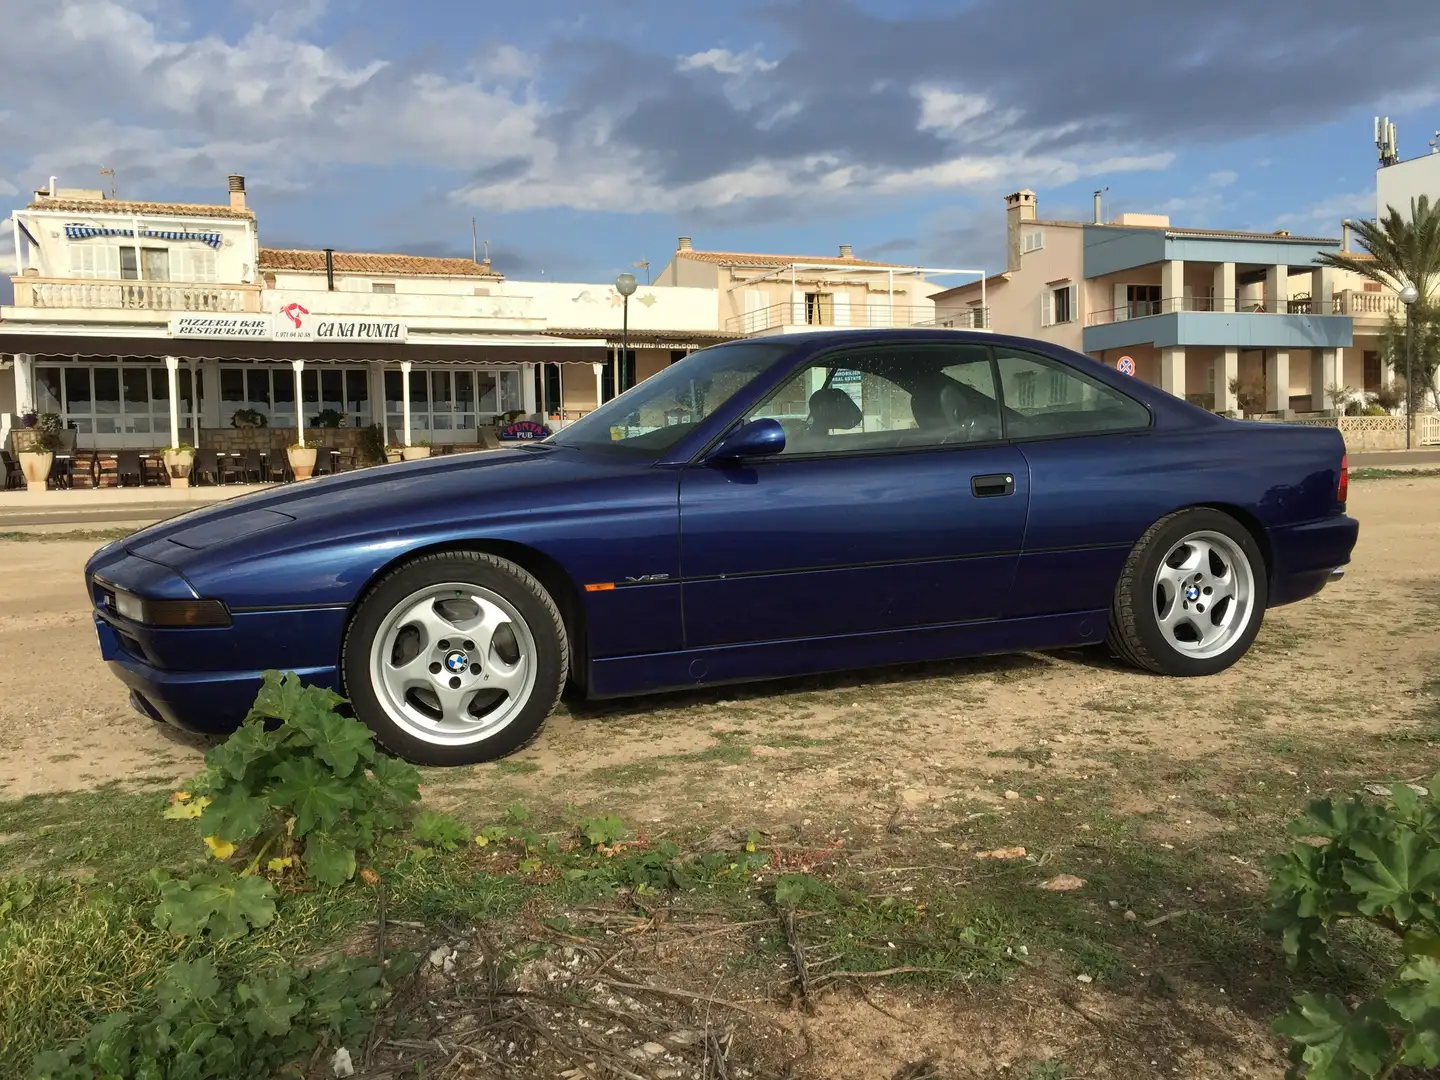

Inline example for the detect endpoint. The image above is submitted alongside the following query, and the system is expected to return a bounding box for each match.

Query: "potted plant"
[384,441,404,464]
[359,424,385,466]
[287,442,318,480]
[401,439,432,462]
[162,443,196,486]
[231,408,267,429]
[17,412,62,492]
[311,409,345,429]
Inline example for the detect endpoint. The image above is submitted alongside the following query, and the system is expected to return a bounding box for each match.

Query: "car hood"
[118,446,635,569]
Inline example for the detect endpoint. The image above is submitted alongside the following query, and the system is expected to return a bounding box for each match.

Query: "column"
[13,353,33,416]
[367,363,387,442]
[1161,260,1185,313]
[186,359,201,448]
[201,359,222,427]
[538,362,548,419]
[1265,264,1289,313]
[164,354,181,448]
[592,363,604,412]
[1311,349,1338,412]
[1266,349,1290,413]
[1311,266,1334,316]
[291,360,305,448]
[1213,262,1236,313]
[1159,346,1186,398]
[521,362,537,417]
[556,363,566,426]
[1217,347,1240,413]
[400,360,412,447]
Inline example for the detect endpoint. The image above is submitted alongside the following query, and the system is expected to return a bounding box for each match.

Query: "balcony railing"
[12,278,261,313]
[1085,295,1346,325]
[726,302,968,335]
[1334,290,1403,318]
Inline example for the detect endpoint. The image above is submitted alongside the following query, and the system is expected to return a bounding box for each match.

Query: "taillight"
[1337,453,1348,505]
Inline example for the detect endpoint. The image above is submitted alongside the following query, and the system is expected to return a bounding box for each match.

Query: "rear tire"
[1107,508,1267,676]
[341,551,567,765]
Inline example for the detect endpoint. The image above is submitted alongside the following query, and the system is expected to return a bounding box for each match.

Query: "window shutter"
[1040,290,1054,328]
[1067,284,1078,324]
[1113,283,1128,321]
[868,299,888,328]
[187,250,217,283]
[1182,284,1194,314]
[831,292,851,327]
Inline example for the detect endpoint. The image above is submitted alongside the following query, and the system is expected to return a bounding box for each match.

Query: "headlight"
[112,589,231,628]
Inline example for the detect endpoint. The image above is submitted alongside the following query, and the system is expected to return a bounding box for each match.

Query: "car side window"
[745,345,1002,456]
[993,348,1150,439]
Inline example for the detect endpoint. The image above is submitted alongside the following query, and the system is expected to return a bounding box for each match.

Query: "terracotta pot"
[162,450,194,486]
[287,446,318,480]
[18,451,53,492]
[401,446,432,461]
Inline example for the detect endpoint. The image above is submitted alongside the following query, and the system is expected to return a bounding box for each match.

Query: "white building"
[2,175,730,453]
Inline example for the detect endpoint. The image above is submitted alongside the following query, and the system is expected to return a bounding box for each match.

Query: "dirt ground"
[2,478,1437,1079]
[2,476,1433,809]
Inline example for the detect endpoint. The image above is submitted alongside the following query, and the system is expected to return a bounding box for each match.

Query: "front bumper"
[94,613,343,736]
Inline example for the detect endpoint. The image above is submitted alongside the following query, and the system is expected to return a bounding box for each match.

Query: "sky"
[2,0,1440,302]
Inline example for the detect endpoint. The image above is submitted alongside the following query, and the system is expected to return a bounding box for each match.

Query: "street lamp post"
[1400,285,1420,450]
[614,273,637,401]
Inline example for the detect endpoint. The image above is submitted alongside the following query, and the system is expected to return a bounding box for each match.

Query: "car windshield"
[544,341,791,456]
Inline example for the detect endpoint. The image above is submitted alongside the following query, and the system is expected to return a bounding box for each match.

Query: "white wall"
[13,210,254,284]
[1378,154,1440,220]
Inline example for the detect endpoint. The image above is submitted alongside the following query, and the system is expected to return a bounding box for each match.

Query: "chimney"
[839,244,853,259]
[324,248,335,291]
[1004,189,1037,272]
[1093,190,1103,224]
[677,236,693,251]
[228,174,247,211]
[1342,219,1352,252]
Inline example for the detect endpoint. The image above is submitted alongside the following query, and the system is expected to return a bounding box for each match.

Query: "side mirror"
[708,418,786,463]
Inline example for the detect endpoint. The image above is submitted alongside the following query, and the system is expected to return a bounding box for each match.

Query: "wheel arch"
[343,538,589,693]
[1191,502,1274,585]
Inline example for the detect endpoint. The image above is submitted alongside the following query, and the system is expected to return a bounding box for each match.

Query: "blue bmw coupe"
[86,330,1358,765]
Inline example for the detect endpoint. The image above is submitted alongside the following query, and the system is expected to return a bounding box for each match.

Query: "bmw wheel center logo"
[445,650,470,673]
[1184,585,1200,602]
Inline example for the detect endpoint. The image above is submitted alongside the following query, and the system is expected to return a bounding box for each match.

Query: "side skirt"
[585,609,1111,700]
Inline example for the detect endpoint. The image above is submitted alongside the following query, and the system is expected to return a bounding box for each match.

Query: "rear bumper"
[1268,514,1359,607]
[96,617,339,735]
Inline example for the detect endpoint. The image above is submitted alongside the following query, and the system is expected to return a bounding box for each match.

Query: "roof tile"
[259,248,504,278]
[27,197,255,220]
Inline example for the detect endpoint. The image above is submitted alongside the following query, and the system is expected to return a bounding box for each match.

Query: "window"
[142,248,170,281]
[385,367,523,436]
[1126,284,1161,318]
[371,282,396,294]
[744,344,1002,456]
[547,342,790,457]
[119,247,139,280]
[670,350,689,366]
[69,243,120,279]
[805,292,833,326]
[35,361,199,441]
[1021,229,1043,253]
[1042,284,1076,326]
[185,250,218,283]
[994,348,1150,439]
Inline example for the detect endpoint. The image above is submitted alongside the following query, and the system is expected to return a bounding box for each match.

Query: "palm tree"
[1317,196,1440,409]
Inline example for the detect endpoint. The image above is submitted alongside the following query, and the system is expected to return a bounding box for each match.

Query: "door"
[678,342,1030,648]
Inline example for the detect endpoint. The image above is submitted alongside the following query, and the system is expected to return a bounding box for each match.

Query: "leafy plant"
[161,443,195,455]
[310,409,345,428]
[359,423,385,465]
[412,810,470,851]
[1265,774,1440,1078]
[230,408,267,428]
[580,815,627,848]
[30,952,395,1080]
[160,671,421,924]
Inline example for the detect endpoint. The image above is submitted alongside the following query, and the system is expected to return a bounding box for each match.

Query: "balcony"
[10,277,262,313]
[1082,293,1352,353]
[726,302,961,335]
[1333,290,1403,320]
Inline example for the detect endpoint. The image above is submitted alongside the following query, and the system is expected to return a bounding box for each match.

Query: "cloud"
[2,0,1439,230]
[676,47,777,77]
[0,222,15,307]
[1273,190,1374,232]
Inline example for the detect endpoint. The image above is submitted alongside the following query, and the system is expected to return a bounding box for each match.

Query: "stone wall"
[201,426,369,455]
[1269,415,1429,453]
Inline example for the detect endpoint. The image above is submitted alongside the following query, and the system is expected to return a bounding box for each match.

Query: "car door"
[989,344,1158,620]
[677,341,1031,649]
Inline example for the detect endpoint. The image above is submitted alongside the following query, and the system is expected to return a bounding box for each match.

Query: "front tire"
[1107,508,1267,676]
[341,551,568,765]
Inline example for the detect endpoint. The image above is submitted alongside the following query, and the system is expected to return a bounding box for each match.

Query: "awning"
[63,225,224,249]
[0,328,607,364]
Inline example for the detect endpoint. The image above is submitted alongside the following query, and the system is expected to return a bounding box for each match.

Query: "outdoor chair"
[240,449,264,484]
[193,449,220,486]
[0,450,23,490]
[115,451,144,488]
[266,453,288,483]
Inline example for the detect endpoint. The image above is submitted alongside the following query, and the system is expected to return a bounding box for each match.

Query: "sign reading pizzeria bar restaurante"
[169,315,271,339]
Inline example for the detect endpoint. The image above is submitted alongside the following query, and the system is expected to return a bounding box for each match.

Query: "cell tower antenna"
[99,167,116,199]
[1376,116,1399,167]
